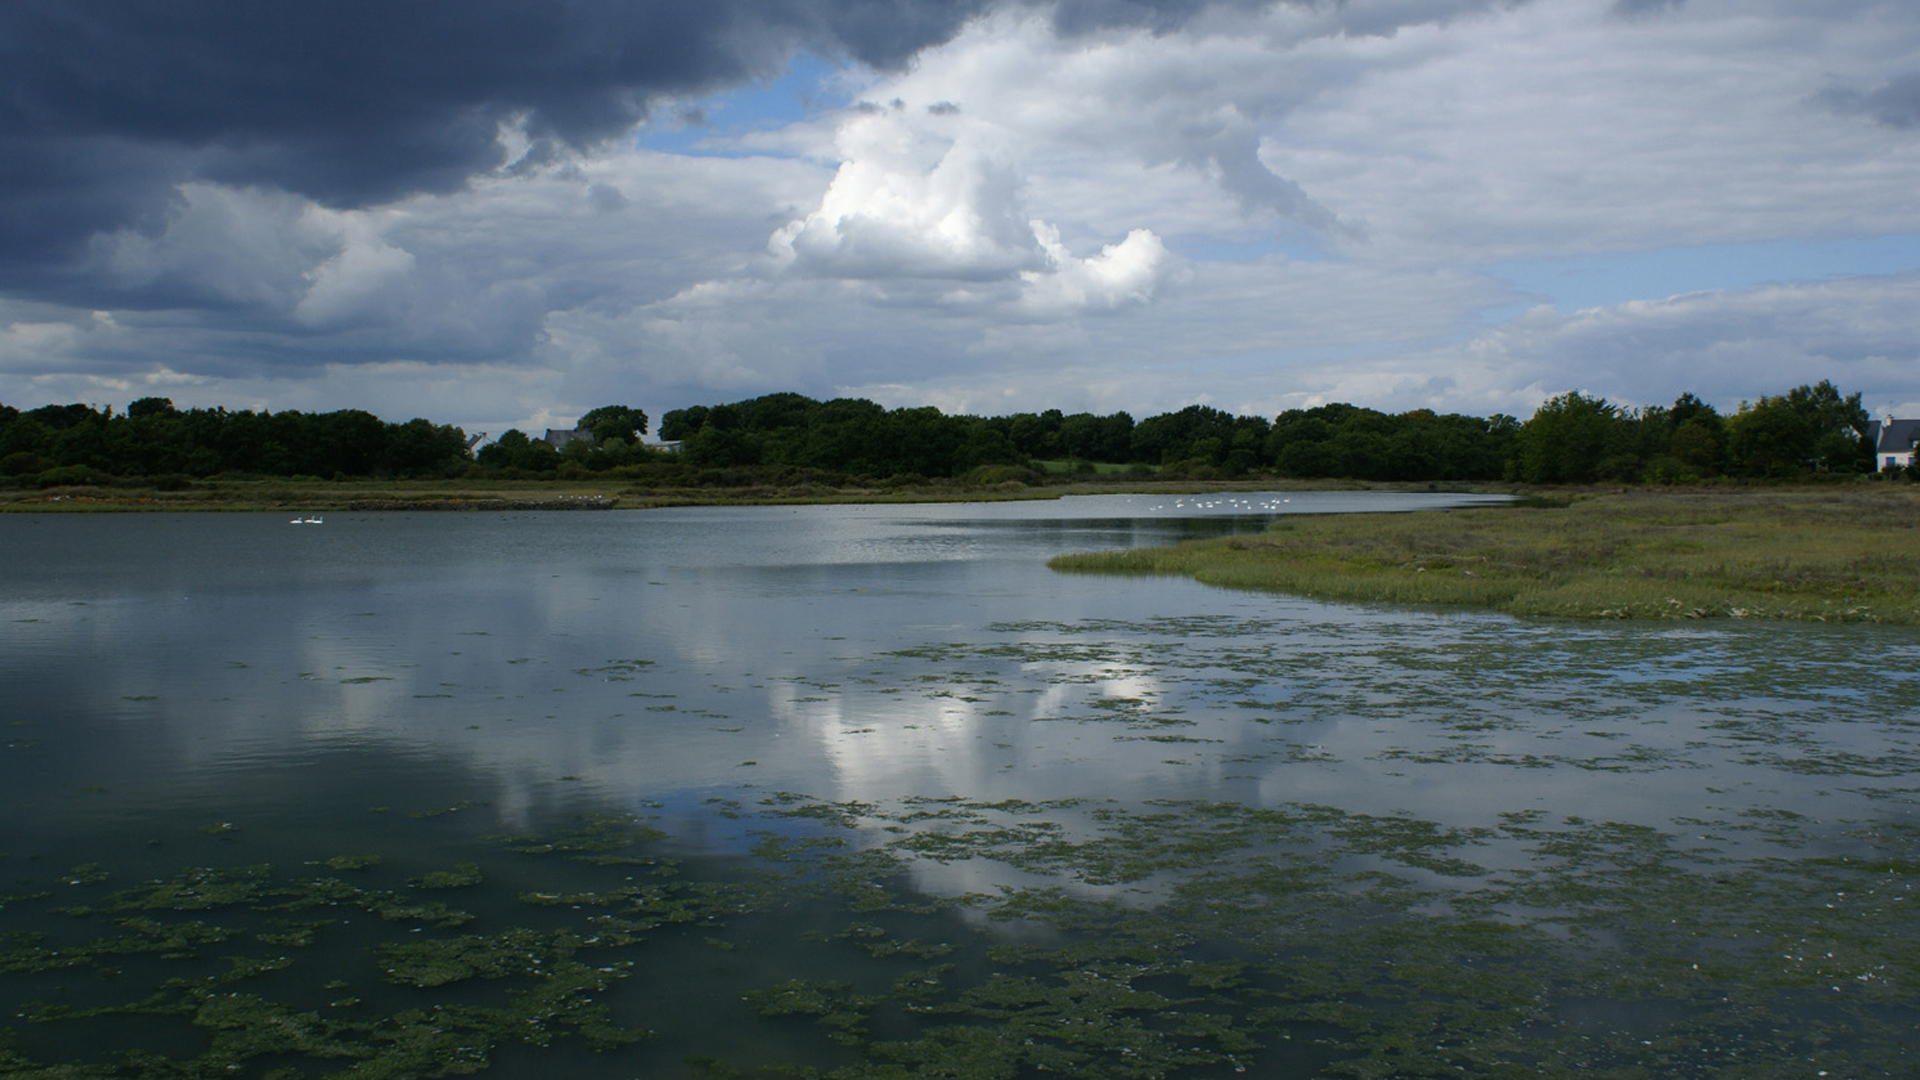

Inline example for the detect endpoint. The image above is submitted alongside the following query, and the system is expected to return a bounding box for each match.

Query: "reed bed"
[1050,487,1920,623]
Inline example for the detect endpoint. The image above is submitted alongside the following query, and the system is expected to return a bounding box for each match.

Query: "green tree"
[1664,394,1725,476]
[126,396,180,420]
[382,418,469,477]
[1725,381,1867,477]
[1131,405,1237,465]
[1667,420,1720,474]
[578,405,648,444]
[952,417,1025,472]
[1001,410,1064,459]
[477,429,559,472]
[681,425,757,467]
[658,407,708,441]
[1057,412,1133,462]
[1726,399,1805,478]
[1508,391,1620,483]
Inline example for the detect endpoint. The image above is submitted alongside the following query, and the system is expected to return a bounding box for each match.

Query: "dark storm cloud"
[1049,0,1515,37]
[1819,71,1920,129]
[6,0,1383,297]
[0,0,1557,303]
[1050,0,1215,35]
[1612,0,1685,16]
[0,0,1010,287]
[0,0,1535,272]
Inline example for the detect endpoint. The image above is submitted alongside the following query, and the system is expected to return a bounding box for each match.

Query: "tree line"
[0,379,1899,488]
[0,398,472,485]
[1504,381,1878,483]
[652,380,1888,484]
[651,395,1516,482]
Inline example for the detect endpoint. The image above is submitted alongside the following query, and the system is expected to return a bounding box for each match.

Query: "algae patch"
[4,796,1917,1078]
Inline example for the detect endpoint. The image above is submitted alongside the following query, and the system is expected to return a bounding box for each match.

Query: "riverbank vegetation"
[1050,487,1920,623]
[4,378,1905,504]
[0,472,1283,513]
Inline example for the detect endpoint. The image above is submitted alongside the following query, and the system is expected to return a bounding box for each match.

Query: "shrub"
[35,464,98,487]
[1642,456,1698,486]
[964,464,1042,486]
[1,451,52,476]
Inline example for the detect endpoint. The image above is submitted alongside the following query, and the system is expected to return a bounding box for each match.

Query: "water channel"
[3,492,1916,1077]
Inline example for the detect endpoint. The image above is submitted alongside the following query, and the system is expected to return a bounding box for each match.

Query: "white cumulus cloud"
[1020,222,1185,314]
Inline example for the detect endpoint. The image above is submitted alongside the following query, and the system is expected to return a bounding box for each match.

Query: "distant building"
[543,427,592,450]
[1867,415,1920,471]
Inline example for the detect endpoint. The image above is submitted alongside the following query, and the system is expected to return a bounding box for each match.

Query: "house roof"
[1868,418,1920,454]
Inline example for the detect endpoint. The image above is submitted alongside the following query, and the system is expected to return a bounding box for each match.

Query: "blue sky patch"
[636,53,845,156]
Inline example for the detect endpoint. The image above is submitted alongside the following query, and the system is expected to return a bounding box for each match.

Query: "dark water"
[4,493,1917,1078]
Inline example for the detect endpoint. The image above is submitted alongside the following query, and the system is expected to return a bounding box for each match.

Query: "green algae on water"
[5,791,1917,1078]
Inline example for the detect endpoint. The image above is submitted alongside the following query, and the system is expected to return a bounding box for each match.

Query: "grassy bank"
[1050,487,1920,623]
[0,474,1439,512]
[0,477,629,513]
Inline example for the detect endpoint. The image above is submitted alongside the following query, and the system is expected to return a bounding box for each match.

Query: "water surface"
[3,492,1916,1078]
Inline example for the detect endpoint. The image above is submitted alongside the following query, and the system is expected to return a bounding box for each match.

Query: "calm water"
[4,493,1917,1078]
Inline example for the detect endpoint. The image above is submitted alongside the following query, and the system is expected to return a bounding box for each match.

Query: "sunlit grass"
[1050,487,1920,622]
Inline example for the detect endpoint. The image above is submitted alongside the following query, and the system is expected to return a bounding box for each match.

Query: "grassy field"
[1050,486,1920,623]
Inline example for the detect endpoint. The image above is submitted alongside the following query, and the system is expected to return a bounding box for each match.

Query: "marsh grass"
[1051,487,1920,622]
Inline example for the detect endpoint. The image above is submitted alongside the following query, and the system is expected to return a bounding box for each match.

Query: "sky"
[2,0,1918,438]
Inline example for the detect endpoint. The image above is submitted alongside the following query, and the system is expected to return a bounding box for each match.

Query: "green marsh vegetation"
[1050,487,1920,623]
[4,792,1915,1077]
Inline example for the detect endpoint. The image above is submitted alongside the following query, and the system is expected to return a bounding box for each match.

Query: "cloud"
[1612,0,1685,16]
[767,111,1043,282]
[750,5,1402,317]
[849,10,1355,238]
[542,249,1513,423]
[762,83,1184,311]
[7,0,1920,434]
[8,0,1474,285]
[0,0,1005,279]
[90,183,359,311]
[810,270,1920,423]
[1818,71,1920,129]
[292,226,419,331]
[1270,0,1920,262]
[1398,274,1920,415]
[1020,223,1185,314]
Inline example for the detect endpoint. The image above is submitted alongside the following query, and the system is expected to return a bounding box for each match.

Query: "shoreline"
[1049,486,1920,624]
[0,476,1497,513]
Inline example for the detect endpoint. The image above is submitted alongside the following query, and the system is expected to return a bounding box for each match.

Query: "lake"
[3,492,1917,1078]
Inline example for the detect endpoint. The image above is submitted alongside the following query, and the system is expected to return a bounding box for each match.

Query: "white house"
[1867,415,1920,471]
